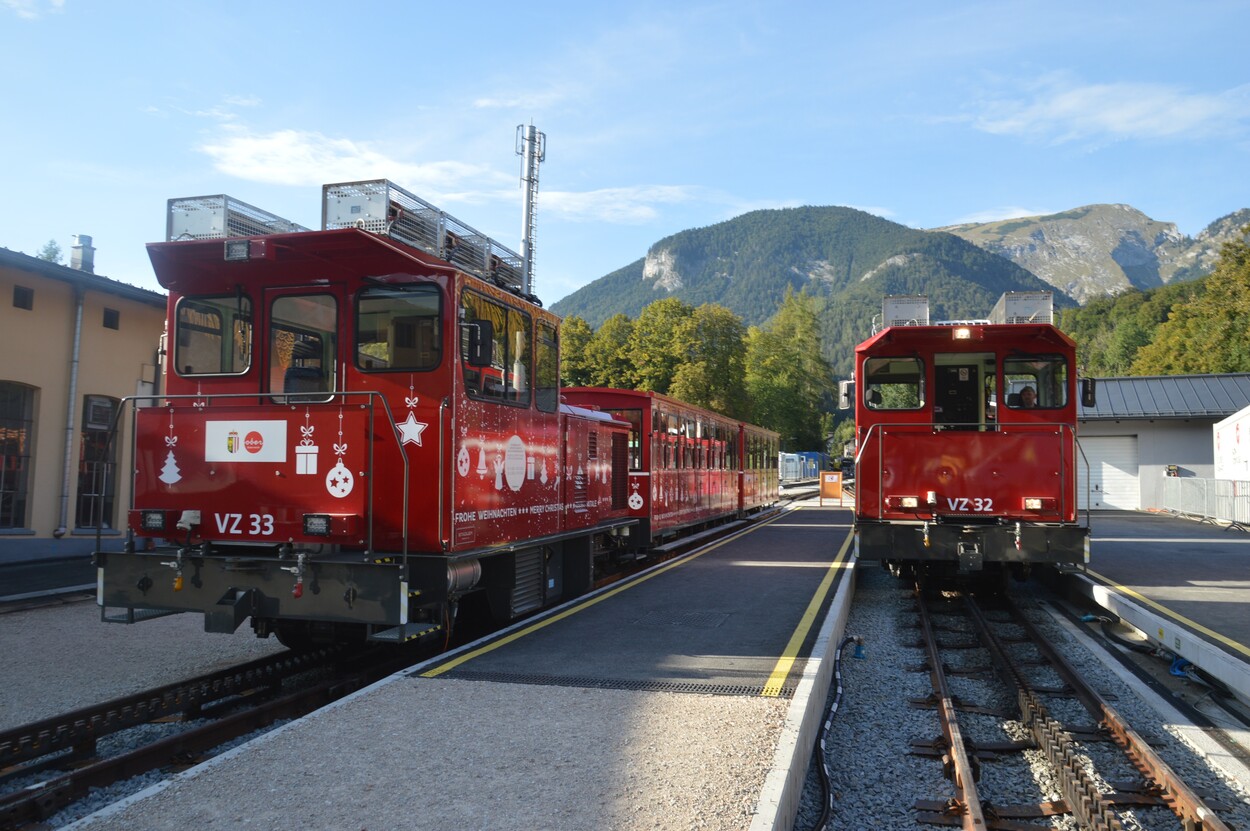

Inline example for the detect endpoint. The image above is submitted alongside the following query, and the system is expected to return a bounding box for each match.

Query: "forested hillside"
[552,206,1067,378]
[1058,230,1250,375]
[560,228,1250,453]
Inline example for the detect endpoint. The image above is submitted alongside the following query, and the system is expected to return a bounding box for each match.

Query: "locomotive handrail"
[1074,436,1093,545]
[114,390,412,563]
[854,420,1086,523]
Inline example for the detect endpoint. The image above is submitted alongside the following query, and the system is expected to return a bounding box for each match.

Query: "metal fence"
[1156,477,1250,529]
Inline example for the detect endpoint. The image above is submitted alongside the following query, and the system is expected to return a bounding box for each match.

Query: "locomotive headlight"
[140,510,167,531]
[1022,497,1055,510]
[223,239,251,261]
[899,496,920,509]
[953,327,972,340]
[303,514,332,537]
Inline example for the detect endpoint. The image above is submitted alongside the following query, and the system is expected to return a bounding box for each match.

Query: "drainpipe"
[53,287,84,538]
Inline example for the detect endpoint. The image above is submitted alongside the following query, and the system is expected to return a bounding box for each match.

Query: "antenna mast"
[516,123,546,297]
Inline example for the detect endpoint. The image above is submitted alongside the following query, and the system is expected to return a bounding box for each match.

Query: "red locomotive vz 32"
[844,292,1095,584]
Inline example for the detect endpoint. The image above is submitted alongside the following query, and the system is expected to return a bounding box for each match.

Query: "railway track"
[911,584,1233,830]
[0,643,422,830]
[2,506,792,829]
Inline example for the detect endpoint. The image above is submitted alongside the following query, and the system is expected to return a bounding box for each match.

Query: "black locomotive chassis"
[95,548,456,633]
[855,519,1089,564]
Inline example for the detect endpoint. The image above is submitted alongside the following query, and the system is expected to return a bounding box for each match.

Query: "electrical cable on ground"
[808,634,864,831]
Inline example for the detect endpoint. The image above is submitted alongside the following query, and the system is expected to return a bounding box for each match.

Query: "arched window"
[0,382,35,529]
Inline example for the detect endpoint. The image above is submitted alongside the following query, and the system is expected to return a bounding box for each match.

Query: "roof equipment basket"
[322,179,524,293]
[166,195,310,242]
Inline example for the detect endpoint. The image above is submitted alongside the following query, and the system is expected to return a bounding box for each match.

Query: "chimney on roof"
[71,234,95,274]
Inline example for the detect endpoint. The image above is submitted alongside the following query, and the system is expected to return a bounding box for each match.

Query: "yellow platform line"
[761,529,855,697]
[421,511,789,678]
[1086,567,1250,659]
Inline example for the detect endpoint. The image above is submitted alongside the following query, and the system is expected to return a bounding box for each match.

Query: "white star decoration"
[397,412,428,446]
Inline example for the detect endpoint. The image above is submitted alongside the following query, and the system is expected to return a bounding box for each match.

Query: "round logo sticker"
[244,431,264,454]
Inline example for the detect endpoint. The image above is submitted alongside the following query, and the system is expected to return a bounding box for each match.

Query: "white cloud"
[3,0,63,19]
[543,185,709,223]
[198,129,509,193]
[473,89,571,111]
[974,75,1250,144]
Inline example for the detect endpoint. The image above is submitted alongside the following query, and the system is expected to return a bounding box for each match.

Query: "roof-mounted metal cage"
[321,180,524,294]
[872,291,1055,335]
[989,291,1053,324]
[166,195,309,242]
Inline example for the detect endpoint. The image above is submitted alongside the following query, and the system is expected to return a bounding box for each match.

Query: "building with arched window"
[0,242,165,566]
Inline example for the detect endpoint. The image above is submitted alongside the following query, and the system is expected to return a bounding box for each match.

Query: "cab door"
[934,364,980,428]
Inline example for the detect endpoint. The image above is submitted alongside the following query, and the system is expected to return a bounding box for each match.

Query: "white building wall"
[1077,418,1219,510]
[1214,405,1250,480]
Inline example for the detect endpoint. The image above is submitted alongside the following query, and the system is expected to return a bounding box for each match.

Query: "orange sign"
[820,471,843,505]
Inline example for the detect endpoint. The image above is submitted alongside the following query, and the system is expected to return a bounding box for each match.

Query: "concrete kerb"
[1054,569,1250,710]
[749,555,858,831]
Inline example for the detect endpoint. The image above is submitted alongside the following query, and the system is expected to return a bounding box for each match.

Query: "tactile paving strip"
[435,668,795,699]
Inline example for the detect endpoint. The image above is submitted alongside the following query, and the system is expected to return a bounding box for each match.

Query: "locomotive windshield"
[1003,355,1067,409]
[356,285,441,372]
[864,357,923,410]
[174,295,253,376]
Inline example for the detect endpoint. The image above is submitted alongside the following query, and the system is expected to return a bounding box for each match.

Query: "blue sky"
[3,1,1248,305]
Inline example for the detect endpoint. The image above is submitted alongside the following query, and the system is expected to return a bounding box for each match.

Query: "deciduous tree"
[584,314,639,388]
[744,288,832,449]
[669,304,748,417]
[630,297,695,394]
[1131,229,1250,374]
[559,315,594,386]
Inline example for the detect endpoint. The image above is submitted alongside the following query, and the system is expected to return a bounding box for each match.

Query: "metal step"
[368,621,441,643]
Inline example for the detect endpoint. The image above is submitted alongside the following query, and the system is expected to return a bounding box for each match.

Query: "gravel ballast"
[792,565,1250,830]
[1,598,284,731]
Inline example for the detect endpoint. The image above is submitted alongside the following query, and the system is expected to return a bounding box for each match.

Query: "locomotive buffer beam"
[205,588,264,634]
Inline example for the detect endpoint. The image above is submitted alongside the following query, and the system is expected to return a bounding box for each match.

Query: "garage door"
[1078,436,1139,510]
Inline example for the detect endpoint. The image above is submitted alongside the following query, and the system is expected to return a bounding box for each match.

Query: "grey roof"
[1079,374,1250,420]
[0,246,165,306]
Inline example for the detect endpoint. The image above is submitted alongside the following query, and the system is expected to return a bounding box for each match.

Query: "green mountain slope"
[550,206,1070,377]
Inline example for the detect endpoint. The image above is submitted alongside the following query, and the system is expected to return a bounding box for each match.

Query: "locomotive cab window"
[175,295,253,376]
[269,294,337,402]
[355,285,440,372]
[1003,355,1067,409]
[460,291,532,407]
[536,322,558,413]
[863,357,923,410]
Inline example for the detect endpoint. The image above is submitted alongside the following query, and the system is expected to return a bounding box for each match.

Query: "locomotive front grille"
[934,514,1002,525]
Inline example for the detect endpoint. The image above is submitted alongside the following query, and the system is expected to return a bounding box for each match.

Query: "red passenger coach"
[98,182,635,646]
[561,389,779,546]
[847,293,1093,580]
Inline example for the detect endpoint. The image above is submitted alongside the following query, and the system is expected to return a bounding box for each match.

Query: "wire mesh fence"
[1157,477,1250,529]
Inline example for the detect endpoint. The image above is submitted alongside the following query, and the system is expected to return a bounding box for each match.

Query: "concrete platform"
[1052,509,1250,705]
[67,503,857,831]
